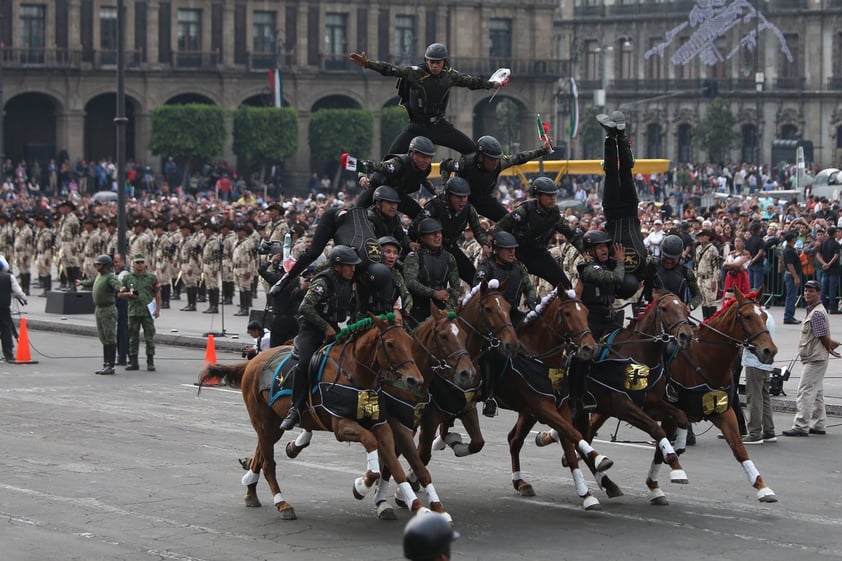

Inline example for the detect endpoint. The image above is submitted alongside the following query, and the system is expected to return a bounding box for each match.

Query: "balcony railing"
[0,47,144,69]
[828,77,842,90]
[170,50,220,69]
[774,76,806,90]
[449,57,570,78]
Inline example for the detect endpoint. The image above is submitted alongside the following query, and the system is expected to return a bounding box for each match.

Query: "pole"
[754,0,761,166]
[0,10,5,169]
[115,0,128,258]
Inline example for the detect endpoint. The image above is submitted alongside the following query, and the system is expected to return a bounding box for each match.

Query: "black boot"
[95,345,109,374]
[39,276,50,297]
[20,273,30,296]
[281,365,309,430]
[197,285,207,303]
[160,284,171,309]
[125,355,140,371]
[147,355,156,372]
[180,287,197,311]
[171,278,182,301]
[98,344,116,375]
[234,291,250,316]
[69,267,81,292]
[479,358,497,417]
[203,288,219,313]
[222,282,234,305]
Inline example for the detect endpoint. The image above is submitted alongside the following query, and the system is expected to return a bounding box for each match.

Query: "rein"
[412,315,471,379]
[696,300,769,351]
[606,296,690,358]
[521,297,593,360]
[458,290,514,356]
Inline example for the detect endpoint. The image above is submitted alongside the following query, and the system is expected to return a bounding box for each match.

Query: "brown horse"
[537,291,695,494]
[591,287,779,504]
[199,313,428,520]
[415,280,519,470]
[371,304,477,521]
[500,288,614,510]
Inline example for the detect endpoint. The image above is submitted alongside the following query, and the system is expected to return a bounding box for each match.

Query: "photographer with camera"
[242,321,271,360]
[259,247,314,347]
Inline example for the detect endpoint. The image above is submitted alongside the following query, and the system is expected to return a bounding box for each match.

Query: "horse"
[199,312,428,520]
[370,304,477,521]
[536,291,695,500]
[415,279,519,471]
[590,287,779,504]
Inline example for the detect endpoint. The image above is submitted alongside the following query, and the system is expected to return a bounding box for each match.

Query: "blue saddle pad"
[268,343,333,406]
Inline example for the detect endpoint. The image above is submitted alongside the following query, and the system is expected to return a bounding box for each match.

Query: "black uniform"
[579,258,625,340]
[259,260,307,347]
[643,259,702,308]
[356,154,435,219]
[403,247,460,324]
[474,257,537,326]
[366,207,409,252]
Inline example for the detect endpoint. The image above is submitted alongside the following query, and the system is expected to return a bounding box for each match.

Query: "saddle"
[267,345,332,406]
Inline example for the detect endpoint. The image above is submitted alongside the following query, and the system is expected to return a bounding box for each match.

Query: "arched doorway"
[165,93,215,105]
[3,93,59,171]
[241,92,290,108]
[677,123,693,164]
[473,95,528,154]
[741,123,758,164]
[84,94,138,162]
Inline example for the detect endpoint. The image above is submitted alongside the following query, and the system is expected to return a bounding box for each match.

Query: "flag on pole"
[269,69,282,108]
[341,153,358,171]
[569,77,580,140]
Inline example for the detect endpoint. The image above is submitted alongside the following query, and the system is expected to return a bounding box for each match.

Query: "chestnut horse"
[588,288,779,504]
[537,291,695,496]
[199,313,427,520]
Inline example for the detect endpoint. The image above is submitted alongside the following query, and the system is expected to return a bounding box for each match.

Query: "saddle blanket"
[266,344,333,406]
[587,357,664,407]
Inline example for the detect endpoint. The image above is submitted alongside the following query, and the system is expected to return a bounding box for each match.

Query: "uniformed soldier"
[219,220,237,306]
[403,218,460,325]
[33,214,54,296]
[494,177,583,289]
[265,202,289,244]
[12,213,34,295]
[367,186,409,251]
[153,220,176,309]
[408,176,490,285]
[440,135,553,221]
[78,255,122,375]
[178,222,202,311]
[81,217,100,280]
[118,254,161,372]
[356,136,438,219]
[643,234,702,309]
[460,229,483,271]
[232,224,257,317]
[103,219,119,258]
[201,222,222,314]
[165,219,183,301]
[352,236,412,322]
[128,219,153,264]
[474,231,539,417]
[57,201,82,291]
[579,230,626,340]
[280,245,360,431]
[350,43,504,155]
[0,214,14,268]
[694,229,721,319]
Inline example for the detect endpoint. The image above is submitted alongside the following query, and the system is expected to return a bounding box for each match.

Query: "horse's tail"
[197,362,248,394]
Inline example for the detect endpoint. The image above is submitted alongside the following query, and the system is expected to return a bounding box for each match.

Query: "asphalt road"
[2,333,841,561]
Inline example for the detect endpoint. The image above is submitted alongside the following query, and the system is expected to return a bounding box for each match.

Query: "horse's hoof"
[279,505,297,520]
[515,481,535,497]
[595,455,613,472]
[353,477,372,500]
[444,432,463,447]
[757,488,778,503]
[534,431,552,447]
[432,435,447,451]
[238,457,251,470]
[669,469,689,484]
[285,441,308,459]
[376,501,397,520]
[583,496,602,511]
[244,495,262,508]
[648,489,668,506]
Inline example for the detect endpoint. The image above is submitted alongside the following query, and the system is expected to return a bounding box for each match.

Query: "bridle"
[696,300,770,351]
[631,295,692,345]
[458,290,514,351]
[523,296,593,359]
[372,323,419,392]
[412,315,472,380]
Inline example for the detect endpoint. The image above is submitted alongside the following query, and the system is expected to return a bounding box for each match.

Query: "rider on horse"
[403,218,461,325]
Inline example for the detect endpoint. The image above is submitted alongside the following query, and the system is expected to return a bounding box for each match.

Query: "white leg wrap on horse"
[374,479,391,504]
[512,471,523,482]
[757,487,776,501]
[741,460,761,485]
[398,482,418,507]
[424,483,441,505]
[241,470,260,486]
[273,492,285,505]
[572,468,589,497]
[444,432,463,447]
[355,476,373,497]
[577,440,595,456]
[366,450,380,475]
[648,488,666,503]
[452,443,471,457]
[658,437,676,458]
[432,434,447,451]
[647,462,661,483]
[295,430,312,447]
[548,429,560,443]
[674,427,687,450]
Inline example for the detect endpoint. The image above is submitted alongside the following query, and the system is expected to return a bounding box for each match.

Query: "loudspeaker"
[45,291,95,315]
[249,308,273,326]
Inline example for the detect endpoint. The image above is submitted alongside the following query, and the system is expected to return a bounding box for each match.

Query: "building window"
[742,124,758,164]
[324,13,348,56]
[677,123,692,163]
[781,124,798,140]
[489,18,512,58]
[647,38,662,81]
[585,40,600,81]
[395,15,415,64]
[780,34,799,80]
[100,7,117,64]
[177,9,201,52]
[618,39,634,80]
[253,11,276,54]
[646,123,662,159]
[20,4,46,48]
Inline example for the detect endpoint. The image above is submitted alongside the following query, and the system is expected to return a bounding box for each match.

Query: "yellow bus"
[431,159,671,186]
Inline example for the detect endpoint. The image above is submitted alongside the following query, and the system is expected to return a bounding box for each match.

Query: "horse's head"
[729,286,778,364]
[457,279,519,357]
[415,305,478,389]
[648,291,694,349]
[553,287,597,361]
[371,312,425,392]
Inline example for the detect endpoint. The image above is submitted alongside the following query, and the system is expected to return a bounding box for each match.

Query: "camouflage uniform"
[177,226,204,311]
[129,227,154,265]
[200,228,222,313]
[58,207,82,286]
[13,218,35,294]
[121,265,160,364]
[220,227,236,305]
[695,240,721,316]
[34,218,54,295]
[461,236,483,269]
[153,228,177,286]
[82,222,101,279]
[403,247,460,324]
[232,231,257,293]
[0,217,14,265]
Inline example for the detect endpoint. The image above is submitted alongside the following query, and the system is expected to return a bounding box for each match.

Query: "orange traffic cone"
[201,334,221,386]
[11,317,38,364]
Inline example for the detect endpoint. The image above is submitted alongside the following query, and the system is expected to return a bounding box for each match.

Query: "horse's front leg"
[618,401,689,485]
[242,445,263,508]
[508,412,538,497]
[711,409,777,503]
[390,420,450,520]
[646,402,690,454]
[373,422,429,516]
[454,407,485,456]
[256,424,296,519]
[332,418,383,504]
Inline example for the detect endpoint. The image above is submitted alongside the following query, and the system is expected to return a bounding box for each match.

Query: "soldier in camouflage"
[178,222,203,311]
[13,213,34,295]
[0,214,14,268]
[118,254,161,372]
[232,224,258,316]
[81,217,100,280]
[57,200,82,291]
[403,218,460,325]
[694,229,721,319]
[128,220,154,263]
[33,214,54,296]
[78,255,122,375]
[153,220,177,309]
[201,222,222,314]
[220,221,237,306]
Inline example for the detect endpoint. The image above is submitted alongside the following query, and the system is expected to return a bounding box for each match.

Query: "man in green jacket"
[119,254,161,372]
[78,255,123,375]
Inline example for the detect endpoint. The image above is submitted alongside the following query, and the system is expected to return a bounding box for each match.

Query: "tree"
[149,104,226,166]
[232,106,298,180]
[577,105,604,160]
[309,109,373,178]
[381,106,408,157]
[694,98,739,163]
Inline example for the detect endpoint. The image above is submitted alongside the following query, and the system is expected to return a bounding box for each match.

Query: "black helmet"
[329,245,362,266]
[583,230,612,250]
[94,254,114,268]
[377,236,401,249]
[445,177,471,197]
[424,43,448,61]
[409,136,436,157]
[365,262,393,289]
[531,177,558,195]
[403,513,460,561]
[418,218,443,235]
[476,135,503,159]
[661,234,684,259]
[373,185,401,203]
[493,231,519,249]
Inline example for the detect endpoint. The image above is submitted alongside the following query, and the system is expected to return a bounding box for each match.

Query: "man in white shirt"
[242,320,272,360]
[644,219,665,258]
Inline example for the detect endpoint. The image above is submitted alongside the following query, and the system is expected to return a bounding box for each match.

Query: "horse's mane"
[633,298,658,321]
[522,288,558,326]
[336,312,396,343]
[461,279,499,307]
[414,310,457,339]
[702,291,758,325]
